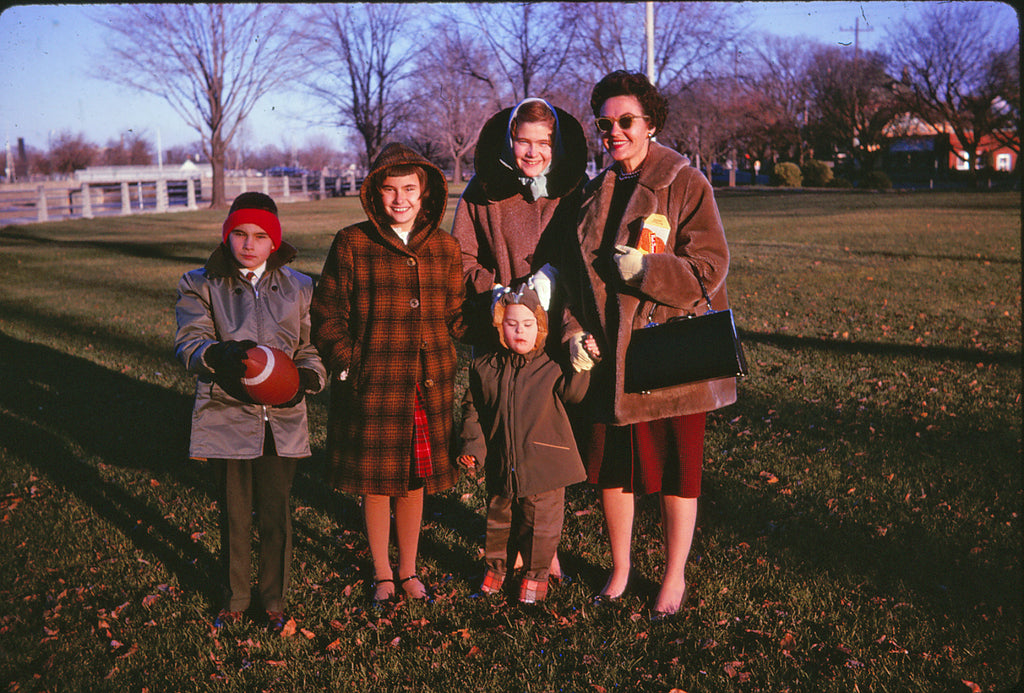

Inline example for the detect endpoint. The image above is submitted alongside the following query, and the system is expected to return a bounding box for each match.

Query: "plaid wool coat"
[311,144,466,496]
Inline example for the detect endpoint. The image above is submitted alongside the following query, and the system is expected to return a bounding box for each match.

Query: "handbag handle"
[645,270,715,326]
[695,273,714,314]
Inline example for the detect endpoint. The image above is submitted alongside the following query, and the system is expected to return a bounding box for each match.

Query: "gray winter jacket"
[175,242,326,460]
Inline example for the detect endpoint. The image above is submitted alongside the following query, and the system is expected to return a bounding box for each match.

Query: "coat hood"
[473,101,588,202]
[360,143,448,239]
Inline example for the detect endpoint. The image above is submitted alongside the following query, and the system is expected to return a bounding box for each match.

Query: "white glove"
[490,283,510,314]
[613,244,645,284]
[527,263,558,311]
[568,331,598,372]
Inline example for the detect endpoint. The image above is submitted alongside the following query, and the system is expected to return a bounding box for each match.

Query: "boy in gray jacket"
[175,192,325,632]
[458,270,598,603]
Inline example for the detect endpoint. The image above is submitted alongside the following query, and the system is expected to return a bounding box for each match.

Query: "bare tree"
[741,35,817,164]
[887,2,1019,181]
[446,3,581,104]
[95,4,298,207]
[565,2,741,93]
[805,46,900,171]
[48,131,98,174]
[102,131,154,166]
[297,4,418,168]
[984,38,1020,157]
[408,23,497,183]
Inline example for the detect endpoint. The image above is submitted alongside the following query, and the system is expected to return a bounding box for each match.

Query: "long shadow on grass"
[1,227,210,268]
[844,248,1021,265]
[739,328,1020,366]
[0,332,221,602]
[696,377,1020,621]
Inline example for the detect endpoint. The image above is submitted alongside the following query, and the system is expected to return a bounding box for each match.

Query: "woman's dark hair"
[590,70,668,134]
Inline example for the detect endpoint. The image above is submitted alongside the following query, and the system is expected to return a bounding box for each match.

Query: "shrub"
[801,159,834,187]
[772,162,802,187]
[828,177,854,188]
[859,171,892,191]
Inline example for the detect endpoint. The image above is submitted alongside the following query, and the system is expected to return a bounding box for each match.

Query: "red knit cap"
[222,192,282,249]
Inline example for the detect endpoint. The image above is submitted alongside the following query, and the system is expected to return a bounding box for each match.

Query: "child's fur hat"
[491,264,557,354]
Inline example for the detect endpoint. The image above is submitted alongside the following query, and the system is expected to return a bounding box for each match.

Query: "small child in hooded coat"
[458,270,599,603]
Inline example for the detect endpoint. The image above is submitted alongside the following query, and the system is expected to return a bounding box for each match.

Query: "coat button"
[407,258,416,267]
[424,379,434,388]
[410,298,420,308]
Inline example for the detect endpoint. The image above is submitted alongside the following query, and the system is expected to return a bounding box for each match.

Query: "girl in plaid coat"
[311,143,466,603]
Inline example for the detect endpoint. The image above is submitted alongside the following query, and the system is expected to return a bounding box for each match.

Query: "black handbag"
[623,276,748,393]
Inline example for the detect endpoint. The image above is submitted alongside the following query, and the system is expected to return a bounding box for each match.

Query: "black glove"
[273,368,319,408]
[204,339,257,379]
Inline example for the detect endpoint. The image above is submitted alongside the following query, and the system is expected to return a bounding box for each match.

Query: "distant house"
[882,116,1018,186]
[946,131,1017,173]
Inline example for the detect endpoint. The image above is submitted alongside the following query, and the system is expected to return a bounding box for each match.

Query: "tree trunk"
[209,134,228,209]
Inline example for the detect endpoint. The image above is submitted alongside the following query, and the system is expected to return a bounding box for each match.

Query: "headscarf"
[497,97,565,201]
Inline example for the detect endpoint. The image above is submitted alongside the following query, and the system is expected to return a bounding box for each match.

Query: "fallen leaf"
[326,638,343,651]
[117,643,139,659]
[267,660,287,667]
[279,618,297,637]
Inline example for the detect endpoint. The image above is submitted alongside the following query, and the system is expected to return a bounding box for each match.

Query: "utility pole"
[839,17,874,157]
[645,2,655,86]
[839,16,874,64]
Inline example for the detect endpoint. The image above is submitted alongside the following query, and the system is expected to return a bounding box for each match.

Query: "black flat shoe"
[371,578,395,603]
[650,586,689,622]
[591,591,624,607]
[400,574,434,603]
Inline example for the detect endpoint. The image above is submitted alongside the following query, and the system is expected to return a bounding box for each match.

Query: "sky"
[0,2,1019,156]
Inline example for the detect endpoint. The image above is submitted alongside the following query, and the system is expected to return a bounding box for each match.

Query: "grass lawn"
[0,189,1020,692]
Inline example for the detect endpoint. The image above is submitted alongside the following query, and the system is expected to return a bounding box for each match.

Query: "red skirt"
[583,413,705,498]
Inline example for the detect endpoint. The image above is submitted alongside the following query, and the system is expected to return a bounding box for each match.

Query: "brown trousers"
[213,433,297,613]
[485,487,565,582]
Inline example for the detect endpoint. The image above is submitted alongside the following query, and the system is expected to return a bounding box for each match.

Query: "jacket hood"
[204,240,298,278]
[473,101,588,202]
[360,143,448,239]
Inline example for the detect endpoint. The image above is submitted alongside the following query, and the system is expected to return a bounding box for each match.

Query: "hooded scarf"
[497,98,567,201]
[473,101,588,203]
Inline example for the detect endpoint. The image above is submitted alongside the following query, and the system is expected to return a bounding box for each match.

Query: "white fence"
[0,170,362,226]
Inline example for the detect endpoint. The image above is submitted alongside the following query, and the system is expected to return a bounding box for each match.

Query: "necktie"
[245,271,256,283]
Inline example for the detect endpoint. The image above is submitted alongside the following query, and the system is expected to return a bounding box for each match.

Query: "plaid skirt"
[583,413,706,498]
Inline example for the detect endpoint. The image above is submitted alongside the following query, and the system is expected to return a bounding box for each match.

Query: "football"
[241,345,300,405]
